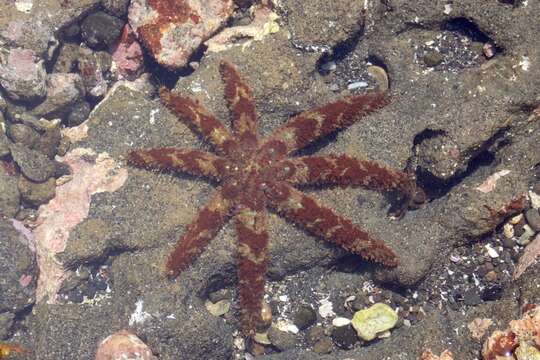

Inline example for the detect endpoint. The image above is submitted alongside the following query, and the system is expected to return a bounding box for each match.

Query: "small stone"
[524,208,540,232]
[517,225,535,245]
[347,81,368,90]
[81,12,125,50]
[78,48,109,98]
[332,317,351,327]
[0,171,20,217]
[503,223,514,240]
[18,176,56,207]
[501,235,515,249]
[0,48,47,102]
[204,299,230,317]
[9,143,56,183]
[0,131,9,158]
[95,330,156,360]
[530,189,540,209]
[367,65,389,92]
[111,25,144,80]
[484,270,498,283]
[31,73,86,120]
[6,123,39,148]
[293,305,317,330]
[463,289,482,306]
[423,50,444,67]
[259,301,272,330]
[253,332,271,345]
[66,101,92,127]
[312,337,333,354]
[267,327,298,351]
[53,43,81,73]
[481,285,503,302]
[306,326,325,344]
[351,303,398,341]
[331,325,358,349]
[485,244,499,258]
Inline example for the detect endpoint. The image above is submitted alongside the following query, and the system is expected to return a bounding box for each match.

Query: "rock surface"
[128,0,235,69]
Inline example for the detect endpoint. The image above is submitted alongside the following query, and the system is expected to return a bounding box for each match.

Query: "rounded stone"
[267,327,298,351]
[6,123,39,148]
[95,330,156,360]
[312,337,333,354]
[351,303,399,341]
[66,100,92,127]
[81,12,125,50]
[331,325,358,349]
[293,305,317,330]
[525,208,540,232]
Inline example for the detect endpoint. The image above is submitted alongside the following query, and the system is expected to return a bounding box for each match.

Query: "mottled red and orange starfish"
[128,61,424,336]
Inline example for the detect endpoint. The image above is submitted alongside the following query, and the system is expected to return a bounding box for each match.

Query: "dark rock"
[267,327,298,351]
[525,208,540,232]
[0,312,14,340]
[331,325,358,349]
[312,337,333,354]
[102,0,130,17]
[306,325,325,344]
[61,23,81,39]
[31,73,86,120]
[6,123,39,148]
[481,285,503,302]
[423,50,444,67]
[292,305,317,330]
[18,176,56,207]
[0,170,20,217]
[463,289,482,306]
[10,143,56,182]
[66,100,92,127]
[501,236,515,248]
[0,48,47,102]
[0,219,37,314]
[54,162,72,178]
[81,11,124,50]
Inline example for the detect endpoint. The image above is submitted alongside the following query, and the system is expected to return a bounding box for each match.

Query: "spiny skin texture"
[127,61,424,336]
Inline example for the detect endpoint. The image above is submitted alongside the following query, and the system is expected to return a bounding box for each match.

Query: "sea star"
[127,61,424,336]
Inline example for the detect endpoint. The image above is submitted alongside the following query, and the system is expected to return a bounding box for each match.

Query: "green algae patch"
[351,303,398,341]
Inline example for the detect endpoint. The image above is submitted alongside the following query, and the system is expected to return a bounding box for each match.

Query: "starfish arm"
[235,202,269,336]
[261,92,388,155]
[159,87,237,155]
[287,154,416,194]
[219,61,258,148]
[127,148,229,180]
[265,182,398,266]
[166,188,233,278]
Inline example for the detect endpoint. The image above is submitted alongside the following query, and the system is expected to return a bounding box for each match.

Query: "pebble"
[525,208,540,232]
[253,332,271,345]
[503,223,514,239]
[111,24,144,80]
[81,11,125,50]
[0,130,9,158]
[293,305,317,330]
[332,317,351,327]
[312,337,333,354]
[31,73,86,120]
[367,65,389,92]
[9,143,56,182]
[331,325,358,349]
[485,244,499,258]
[484,270,498,283]
[517,225,535,245]
[259,301,272,330]
[204,299,230,317]
[306,326,325,344]
[510,214,524,225]
[347,81,368,90]
[423,50,444,67]
[208,288,230,303]
[53,43,81,73]
[0,48,47,102]
[95,330,156,360]
[18,176,56,207]
[501,235,515,249]
[481,285,503,302]
[351,303,398,341]
[267,327,298,351]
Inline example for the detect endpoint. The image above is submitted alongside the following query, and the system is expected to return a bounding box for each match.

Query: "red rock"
[95,330,156,360]
[111,24,144,79]
[128,0,234,69]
